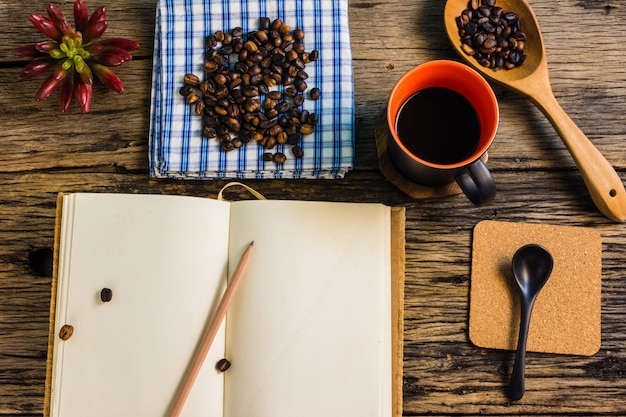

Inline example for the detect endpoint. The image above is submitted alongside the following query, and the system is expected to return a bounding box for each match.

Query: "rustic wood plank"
[2,0,626,415]
[2,0,626,174]
[1,170,626,414]
[0,0,157,61]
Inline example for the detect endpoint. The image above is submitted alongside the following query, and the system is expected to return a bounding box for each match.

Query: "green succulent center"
[50,33,90,73]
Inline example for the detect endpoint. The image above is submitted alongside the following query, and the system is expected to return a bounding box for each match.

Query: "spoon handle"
[508,300,533,400]
[531,90,626,222]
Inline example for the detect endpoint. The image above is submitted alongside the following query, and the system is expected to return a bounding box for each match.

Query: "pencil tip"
[250,240,255,246]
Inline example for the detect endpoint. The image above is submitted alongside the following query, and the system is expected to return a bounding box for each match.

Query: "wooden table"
[2,0,626,415]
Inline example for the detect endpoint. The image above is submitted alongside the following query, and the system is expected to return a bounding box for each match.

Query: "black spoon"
[508,244,554,401]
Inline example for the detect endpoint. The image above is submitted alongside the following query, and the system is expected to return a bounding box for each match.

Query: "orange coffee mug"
[387,60,499,206]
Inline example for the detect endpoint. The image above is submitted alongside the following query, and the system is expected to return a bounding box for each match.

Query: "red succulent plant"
[13,0,139,113]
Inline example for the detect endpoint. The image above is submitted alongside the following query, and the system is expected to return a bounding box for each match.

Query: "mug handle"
[455,159,496,206]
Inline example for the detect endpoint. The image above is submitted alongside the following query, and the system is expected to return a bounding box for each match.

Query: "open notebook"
[45,193,404,417]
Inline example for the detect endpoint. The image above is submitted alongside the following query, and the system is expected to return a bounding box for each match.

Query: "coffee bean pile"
[179,17,321,164]
[456,0,527,71]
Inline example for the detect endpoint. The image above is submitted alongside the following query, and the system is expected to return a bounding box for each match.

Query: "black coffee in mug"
[395,87,480,165]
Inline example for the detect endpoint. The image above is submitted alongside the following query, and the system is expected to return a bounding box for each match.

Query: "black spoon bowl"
[508,244,554,401]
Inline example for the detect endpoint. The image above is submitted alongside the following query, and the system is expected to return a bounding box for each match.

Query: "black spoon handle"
[508,300,534,400]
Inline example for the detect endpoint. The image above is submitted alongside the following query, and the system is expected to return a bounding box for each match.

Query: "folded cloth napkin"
[149,0,355,179]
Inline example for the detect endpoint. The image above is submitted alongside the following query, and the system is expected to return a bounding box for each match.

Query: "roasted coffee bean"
[231,26,244,38]
[268,124,283,136]
[213,53,229,67]
[203,126,217,138]
[293,94,304,106]
[457,0,526,71]
[300,123,314,135]
[293,28,305,41]
[271,18,282,31]
[292,145,304,158]
[293,58,306,70]
[263,74,277,87]
[205,48,218,62]
[183,73,200,86]
[285,86,297,98]
[294,78,307,92]
[277,131,288,144]
[256,83,268,95]
[268,90,282,100]
[285,49,298,63]
[250,73,263,84]
[244,98,261,113]
[248,64,262,77]
[224,117,241,132]
[464,22,478,35]
[232,137,244,148]
[286,133,302,145]
[213,73,227,86]
[229,78,242,89]
[251,131,264,141]
[216,97,230,108]
[286,65,299,78]
[256,30,269,45]
[281,40,294,53]
[274,101,289,113]
[100,288,113,302]
[195,101,205,115]
[278,22,291,35]
[215,85,229,99]
[244,40,258,52]
[200,80,215,95]
[179,84,194,97]
[282,74,294,86]
[243,85,259,97]
[204,95,217,107]
[260,17,271,30]
[265,135,277,149]
[59,324,74,341]
[214,105,227,116]
[186,91,200,105]
[283,122,297,136]
[203,60,219,73]
[232,38,244,53]
[310,88,321,100]
[273,152,287,164]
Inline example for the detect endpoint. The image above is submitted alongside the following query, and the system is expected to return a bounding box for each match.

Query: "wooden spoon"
[444,0,626,222]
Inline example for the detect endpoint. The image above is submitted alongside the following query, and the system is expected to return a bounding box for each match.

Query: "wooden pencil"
[167,241,255,417]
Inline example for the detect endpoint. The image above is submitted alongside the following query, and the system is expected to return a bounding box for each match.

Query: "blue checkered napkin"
[149,0,355,179]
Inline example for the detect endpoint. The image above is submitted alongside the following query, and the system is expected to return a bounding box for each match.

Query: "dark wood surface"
[2,0,626,415]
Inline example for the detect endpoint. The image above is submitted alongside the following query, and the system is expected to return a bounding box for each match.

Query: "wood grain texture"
[1,0,626,415]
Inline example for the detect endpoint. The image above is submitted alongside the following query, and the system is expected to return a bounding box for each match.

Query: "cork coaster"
[470,220,602,356]
[374,117,462,199]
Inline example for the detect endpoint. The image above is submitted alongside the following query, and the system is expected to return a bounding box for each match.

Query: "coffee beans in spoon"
[456,0,527,71]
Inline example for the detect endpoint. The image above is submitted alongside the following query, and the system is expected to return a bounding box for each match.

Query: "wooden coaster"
[470,220,602,356]
[374,117,462,199]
